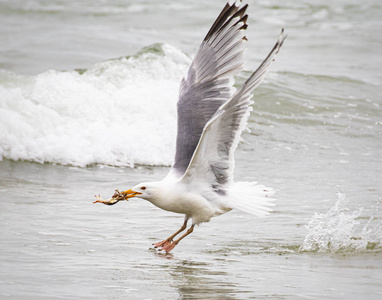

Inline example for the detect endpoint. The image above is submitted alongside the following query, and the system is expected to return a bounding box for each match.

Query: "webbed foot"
[153,239,177,252]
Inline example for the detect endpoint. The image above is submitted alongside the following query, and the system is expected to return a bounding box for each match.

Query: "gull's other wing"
[170,1,249,178]
[180,30,287,194]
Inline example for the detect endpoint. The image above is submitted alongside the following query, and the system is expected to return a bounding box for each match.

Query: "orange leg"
[160,224,195,253]
[153,219,188,249]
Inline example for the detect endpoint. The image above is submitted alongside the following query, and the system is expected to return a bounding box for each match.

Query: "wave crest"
[0,43,190,167]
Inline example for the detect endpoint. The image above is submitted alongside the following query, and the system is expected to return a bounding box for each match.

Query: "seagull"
[94,1,286,252]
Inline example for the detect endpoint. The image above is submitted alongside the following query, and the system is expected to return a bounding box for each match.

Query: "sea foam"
[0,43,190,167]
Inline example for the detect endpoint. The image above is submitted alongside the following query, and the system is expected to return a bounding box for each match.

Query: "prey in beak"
[93,189,142,206]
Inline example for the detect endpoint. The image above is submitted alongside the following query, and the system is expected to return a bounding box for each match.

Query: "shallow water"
[1,0,382,299]
[1,160,381,299]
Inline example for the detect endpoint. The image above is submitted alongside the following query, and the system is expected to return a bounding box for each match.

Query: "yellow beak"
[122,189,142,199]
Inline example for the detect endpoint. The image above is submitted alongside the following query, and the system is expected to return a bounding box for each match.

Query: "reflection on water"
[164,256,238,299]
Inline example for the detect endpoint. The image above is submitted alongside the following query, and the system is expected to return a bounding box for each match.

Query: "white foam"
[0,43,191,166]
[300,193,381,253]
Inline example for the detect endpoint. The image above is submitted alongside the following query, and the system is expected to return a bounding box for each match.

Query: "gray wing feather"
[171,2,249,177]
[181,29,287,194]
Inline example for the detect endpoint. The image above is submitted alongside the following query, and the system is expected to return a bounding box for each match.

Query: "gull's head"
[126,181,162,201]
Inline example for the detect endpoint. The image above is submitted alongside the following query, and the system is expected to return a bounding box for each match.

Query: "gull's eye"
[141,186,146,190]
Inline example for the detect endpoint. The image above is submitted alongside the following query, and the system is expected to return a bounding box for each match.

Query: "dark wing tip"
[204,1,248,42]
[275,28,287,54]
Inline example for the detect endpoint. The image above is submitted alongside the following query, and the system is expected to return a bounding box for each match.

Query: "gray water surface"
[1,160,381,299]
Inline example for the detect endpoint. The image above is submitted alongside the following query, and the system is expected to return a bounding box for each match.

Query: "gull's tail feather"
[228,181,276,217]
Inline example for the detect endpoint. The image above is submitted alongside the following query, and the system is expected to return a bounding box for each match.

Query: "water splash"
[300,193,381,253]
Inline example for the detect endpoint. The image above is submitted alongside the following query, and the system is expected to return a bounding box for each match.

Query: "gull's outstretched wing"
[170,1,249,178]
[180,30,287,194]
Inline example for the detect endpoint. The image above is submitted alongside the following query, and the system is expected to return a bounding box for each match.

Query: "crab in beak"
[93,189,142,206]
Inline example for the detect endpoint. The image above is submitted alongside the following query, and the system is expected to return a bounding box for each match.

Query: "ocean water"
[1,0,381,299]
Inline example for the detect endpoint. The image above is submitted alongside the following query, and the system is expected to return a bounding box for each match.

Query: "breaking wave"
[0,43,190,167]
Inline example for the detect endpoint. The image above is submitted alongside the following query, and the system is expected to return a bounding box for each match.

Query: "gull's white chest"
[147,183,218,224]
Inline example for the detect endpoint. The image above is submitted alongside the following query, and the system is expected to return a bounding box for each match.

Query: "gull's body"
[95,1,286,252]
[134,178,231,225]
